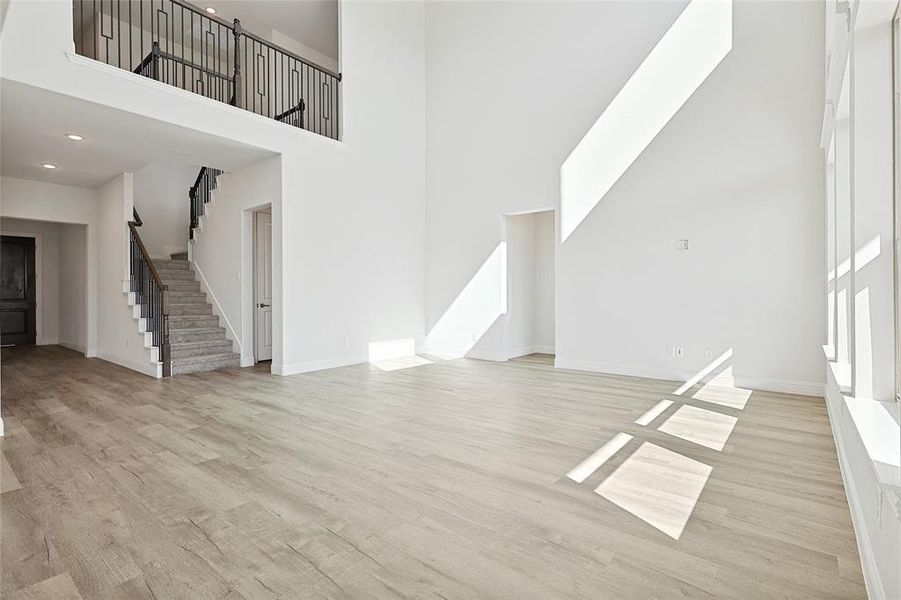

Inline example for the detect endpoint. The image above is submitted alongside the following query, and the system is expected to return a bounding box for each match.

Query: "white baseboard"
[466,349,508,362]
[827,405,885,600]
[85,348,98,358]
[96,351,162,379]
[58,341,86,354]
[732,375,824,398]
[505,345,535,360]
[554,357,692,383]
[505,345,557,359]
[824,366,897,600]
[273,354,368,376]
[240,354,255,368]
[554,357,824,397]
[0,416,4,437]
[37,338,59,346]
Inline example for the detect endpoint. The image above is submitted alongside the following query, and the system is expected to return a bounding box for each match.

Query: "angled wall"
[425,0,826,394]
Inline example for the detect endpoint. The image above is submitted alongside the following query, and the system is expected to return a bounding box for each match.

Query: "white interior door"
[254,211,273,361]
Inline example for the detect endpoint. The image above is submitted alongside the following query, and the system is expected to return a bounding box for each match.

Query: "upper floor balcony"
[72,0,341,140]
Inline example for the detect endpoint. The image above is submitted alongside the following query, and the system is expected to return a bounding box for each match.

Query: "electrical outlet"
[342,337,350,349]
[675,346,684,358]
[676,238,690,251]
[704,347,713,360]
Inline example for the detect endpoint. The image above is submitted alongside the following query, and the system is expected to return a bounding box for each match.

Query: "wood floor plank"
[0,345,866,599]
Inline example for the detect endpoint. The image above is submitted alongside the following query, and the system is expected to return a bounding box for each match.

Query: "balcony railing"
[73,0,341,140]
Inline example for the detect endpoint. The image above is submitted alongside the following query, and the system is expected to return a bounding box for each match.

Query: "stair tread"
[171,339,232,348]
[170,326,225,334]
[171,352,240,365]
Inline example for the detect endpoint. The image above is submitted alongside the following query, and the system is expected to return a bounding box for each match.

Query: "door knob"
[258,303,270,308]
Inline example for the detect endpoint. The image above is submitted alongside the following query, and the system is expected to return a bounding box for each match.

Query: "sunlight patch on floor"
[566,433,634,483]
[594,442,712,539]
[658,405,738,451]
[690,366,751,410]
[371,355,434,372]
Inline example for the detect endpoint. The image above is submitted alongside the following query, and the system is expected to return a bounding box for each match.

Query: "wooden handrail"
[151,0,340,81]
[133,51,155,75]
[127,221,167,292]
[156,50,234,82]
[275,99,305,122]
[241,29,342,81]
[190,167,208,200]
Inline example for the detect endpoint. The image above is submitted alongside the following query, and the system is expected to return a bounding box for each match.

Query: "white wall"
[425,0,825,395]
[133,161,199,258]
[0,217,60,344]
[191,156,281,366]
[1,0,427,376]
[59,223,88,352]
[271,29,339,75]
[505,213,535,359]
[95,172,158,376]
[533,210,555,352]
[0,177,98,355]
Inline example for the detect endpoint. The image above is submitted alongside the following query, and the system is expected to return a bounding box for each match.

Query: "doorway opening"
[0,235,37,347]
[253,207,273,364]
[503,209,556,360]
[1,219,90,353]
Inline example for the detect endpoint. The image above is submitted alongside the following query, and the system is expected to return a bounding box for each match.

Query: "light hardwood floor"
[1,345,864,599]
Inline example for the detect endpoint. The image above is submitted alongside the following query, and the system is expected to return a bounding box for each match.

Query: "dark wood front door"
[0,236,37,346]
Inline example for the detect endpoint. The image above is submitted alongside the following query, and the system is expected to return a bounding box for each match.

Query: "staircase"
[154,256,240,375]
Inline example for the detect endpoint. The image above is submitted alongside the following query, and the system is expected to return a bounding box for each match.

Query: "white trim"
[732,375,825,398]
[37,338,59,346]
[554,357,824,397]
[193,261,242,356]
[59,341,86,354]
[554,357,693,383]
[533,344,556,355]
[96,351,162,378]
[466,349,508,362]
[832,428,886,600]
[253,209,274,363]
[506,345,536,360]
[274,354,367,376]
[1,230,42,344]
[0,417,4,437]
[85,348,98,358]
[824,369,889,600]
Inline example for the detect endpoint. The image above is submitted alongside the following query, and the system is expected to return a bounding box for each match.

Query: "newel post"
[232,19,242,108]
[151,41,160,81]
[161,285,171,377]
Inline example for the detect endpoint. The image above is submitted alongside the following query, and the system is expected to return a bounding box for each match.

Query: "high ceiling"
[0,80,275,189]
[200,0,339,62]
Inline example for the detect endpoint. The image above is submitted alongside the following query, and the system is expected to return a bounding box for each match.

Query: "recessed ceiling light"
[206,7,216,13]
[42,163,57,169]
[65,133,84,141]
